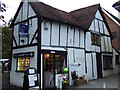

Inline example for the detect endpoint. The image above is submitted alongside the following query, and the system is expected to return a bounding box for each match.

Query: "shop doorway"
[96,53,103,79]
[43,53,67,88]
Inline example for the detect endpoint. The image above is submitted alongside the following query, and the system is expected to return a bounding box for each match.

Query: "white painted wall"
[10,46,37,87]
[15,7,22,23]
[95,10,103,21]
[41,20,50,46]
[28,4,36,18]
[41,20,84,49]
[68,48,86,85]
[41,54,43,88]
[89,20,94,31]
[92,53,97,79]
[74,28,79,47]
[74,49,85,75]
[13,25,19,47]
[86,53,92,80]
[68,27,74,46]
[99,21,104,33]
[22,1,28,21]
[86,53,97,80]
[60,24,67,46]
[94,19,99,32]
[88,10,112,53]
[13,17,38,47]
[86,32,91,51]
[15,2,36,23]
[51,22,59,46]
[13,1,37,47]
[80,30,85,48]
[103,23,109,36]
[108,37,112,52]
[29,18,38,44]
[101,36,105,51]
[85,32,100,52]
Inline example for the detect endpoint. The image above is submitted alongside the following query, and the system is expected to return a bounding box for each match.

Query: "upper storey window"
[91,33,100,46]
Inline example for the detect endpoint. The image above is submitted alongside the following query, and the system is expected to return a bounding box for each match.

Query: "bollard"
[103,83,107,90]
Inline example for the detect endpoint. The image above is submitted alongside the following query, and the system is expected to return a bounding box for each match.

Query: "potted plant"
[62,78,68,88]
[71,71,78,80]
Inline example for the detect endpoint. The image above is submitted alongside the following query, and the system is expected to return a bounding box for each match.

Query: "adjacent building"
[10,0,120,88]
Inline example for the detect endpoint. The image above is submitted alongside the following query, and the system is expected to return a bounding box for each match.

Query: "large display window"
[17,57,30,71]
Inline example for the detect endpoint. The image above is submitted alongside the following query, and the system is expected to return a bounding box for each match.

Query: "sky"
[0,0,119,24]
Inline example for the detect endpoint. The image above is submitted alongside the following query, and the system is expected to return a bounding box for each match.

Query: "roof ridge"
[70,3,100,13]
[29,0,70,14]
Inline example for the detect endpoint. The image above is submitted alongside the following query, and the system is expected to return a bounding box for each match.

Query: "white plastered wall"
[29,18,38,44]
[13,1,37,47]
[68,48,86,85]
[51,22,59,46]
[15,1,36,23]
[60,24,67,46]
[10,46,37,87]
[86,53,97,80]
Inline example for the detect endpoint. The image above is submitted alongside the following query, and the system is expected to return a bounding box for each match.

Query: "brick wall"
[104,13,120,51]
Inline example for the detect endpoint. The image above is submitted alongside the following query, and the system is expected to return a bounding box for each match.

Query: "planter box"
[73,79,87,86]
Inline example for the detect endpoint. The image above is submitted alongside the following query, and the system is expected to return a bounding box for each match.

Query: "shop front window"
[43,54,67,88]
[55,55,66,74]
[44,54,66,74]
[17,57,30,71]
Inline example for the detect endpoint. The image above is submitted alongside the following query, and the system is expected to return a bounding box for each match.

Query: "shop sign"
[13,52,34,58]
[51,51,55,53]
[70,63,81,71]
[70,63,81,67]
[19,24,29,37]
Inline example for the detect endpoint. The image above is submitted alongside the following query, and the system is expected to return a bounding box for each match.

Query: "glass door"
[43,53,67,88]
[44,54,55,88]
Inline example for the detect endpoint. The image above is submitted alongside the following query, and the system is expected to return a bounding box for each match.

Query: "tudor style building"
[10,0,120,88]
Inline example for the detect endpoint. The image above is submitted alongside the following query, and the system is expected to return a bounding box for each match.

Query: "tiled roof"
[29,0,84,29]
[70,4,100,29]
[28,0,100,30]
[11,0,111,34]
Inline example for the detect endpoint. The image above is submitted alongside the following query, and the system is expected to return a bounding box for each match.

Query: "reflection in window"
[55,55,66,74]
[91,33,100,46]
[17,57,30,71]
[44,54,66,74]
[103,56,113,70]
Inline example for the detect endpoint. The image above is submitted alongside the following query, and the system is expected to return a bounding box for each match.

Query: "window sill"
[15,70,25,73]
[104,68,113,70]
[91,44,101,46]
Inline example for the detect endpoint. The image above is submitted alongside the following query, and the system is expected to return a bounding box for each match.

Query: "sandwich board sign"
[23,67,39,90]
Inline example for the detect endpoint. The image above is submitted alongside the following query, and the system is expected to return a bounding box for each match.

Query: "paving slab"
[69,74,120,89]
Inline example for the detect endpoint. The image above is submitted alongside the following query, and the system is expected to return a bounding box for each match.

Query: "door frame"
[41,50,67,88]
[96,53,103,79]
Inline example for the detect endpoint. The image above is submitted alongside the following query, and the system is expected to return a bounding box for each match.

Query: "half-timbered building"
[10,0,120,88]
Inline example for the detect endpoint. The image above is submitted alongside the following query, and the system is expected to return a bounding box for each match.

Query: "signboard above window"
[13,52,34,58]
[19,24,29,37]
